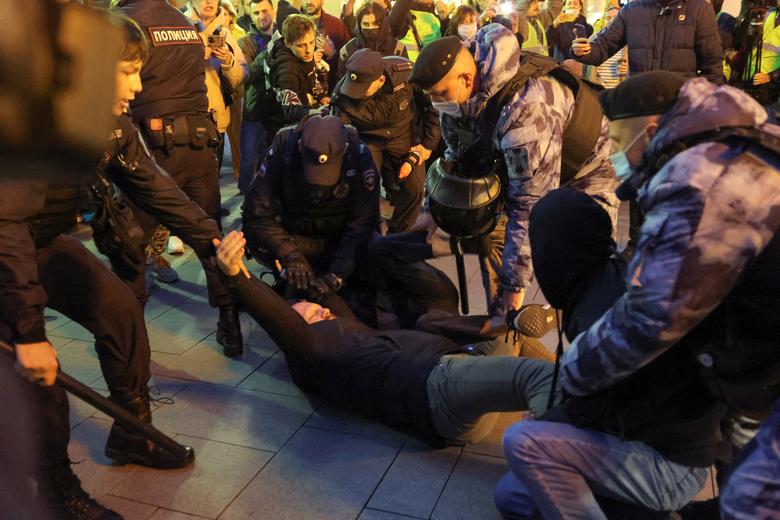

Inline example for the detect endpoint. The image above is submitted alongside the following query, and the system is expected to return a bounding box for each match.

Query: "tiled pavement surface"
[49,154,716,519]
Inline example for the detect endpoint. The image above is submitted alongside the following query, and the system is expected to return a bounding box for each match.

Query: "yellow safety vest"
[522,19,548,56]
[400,10,441,62]
[761,10,780,74]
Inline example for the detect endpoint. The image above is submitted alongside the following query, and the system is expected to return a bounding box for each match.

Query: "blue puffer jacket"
[574,0,723,83]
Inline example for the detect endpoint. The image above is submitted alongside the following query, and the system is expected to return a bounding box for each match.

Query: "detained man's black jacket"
[242,125,380,280]
[0,114,220,344]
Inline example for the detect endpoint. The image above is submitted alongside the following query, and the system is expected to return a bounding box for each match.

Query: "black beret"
[599,71,686,121]
[409,36,464,90]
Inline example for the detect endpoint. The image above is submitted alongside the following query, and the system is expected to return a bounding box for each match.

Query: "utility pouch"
[172,116,190,146]
[143,117,166,148]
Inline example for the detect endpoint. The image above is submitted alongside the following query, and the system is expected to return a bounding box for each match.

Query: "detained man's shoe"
[508,304,558,338]
[105,386,195,469]
[217,305,243,357]
[42,461,123,520]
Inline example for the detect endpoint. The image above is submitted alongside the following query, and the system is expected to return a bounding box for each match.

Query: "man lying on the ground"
[213,230,557,446]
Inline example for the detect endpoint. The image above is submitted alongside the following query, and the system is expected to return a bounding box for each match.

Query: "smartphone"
[207,28,225,48]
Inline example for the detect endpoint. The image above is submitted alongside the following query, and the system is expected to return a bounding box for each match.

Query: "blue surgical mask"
[609,125,650,180]
[432,78,463,118]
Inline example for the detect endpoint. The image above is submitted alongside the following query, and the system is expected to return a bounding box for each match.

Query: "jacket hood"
[355,10,395,52]
[461,24,521,119]
[647,78,769,157]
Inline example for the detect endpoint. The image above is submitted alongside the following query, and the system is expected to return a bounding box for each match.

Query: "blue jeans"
[238,119,270,194]
[495,421,709,519]
[720,399,780,519]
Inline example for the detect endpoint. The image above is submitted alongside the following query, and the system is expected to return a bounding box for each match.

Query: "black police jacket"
[331,58,441,154]
[119,0,210,121]
[242,125,380,280]
[0,114,220,344]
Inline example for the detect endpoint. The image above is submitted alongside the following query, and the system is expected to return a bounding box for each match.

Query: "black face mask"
[362,28,380,44]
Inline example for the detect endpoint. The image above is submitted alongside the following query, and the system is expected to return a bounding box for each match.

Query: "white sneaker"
[167,236,185,255]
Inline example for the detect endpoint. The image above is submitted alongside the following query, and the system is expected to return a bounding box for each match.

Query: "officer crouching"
[331,48,440,233]
[242,115,380,316]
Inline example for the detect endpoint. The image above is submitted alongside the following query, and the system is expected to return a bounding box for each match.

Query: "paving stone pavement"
[52,154,715,519]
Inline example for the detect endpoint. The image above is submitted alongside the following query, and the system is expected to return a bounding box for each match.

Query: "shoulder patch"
[399,99,409,110]
[345,169,356,177]
[362,169,377,191]
[147,26,201,46]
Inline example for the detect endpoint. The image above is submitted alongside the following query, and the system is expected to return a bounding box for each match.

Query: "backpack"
[456,53,604,189]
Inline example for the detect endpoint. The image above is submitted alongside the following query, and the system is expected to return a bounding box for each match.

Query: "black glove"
[307,273,343,302]
[284,252,315,291]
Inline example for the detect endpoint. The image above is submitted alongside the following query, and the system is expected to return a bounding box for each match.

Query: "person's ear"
[646,122,659,139]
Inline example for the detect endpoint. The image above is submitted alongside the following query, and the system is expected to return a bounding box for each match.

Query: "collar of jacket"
[184,6,227,35]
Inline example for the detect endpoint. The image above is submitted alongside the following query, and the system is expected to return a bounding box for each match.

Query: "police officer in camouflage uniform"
[496,72,780,518]
[408,25,619,333]
[242,115,379,315]
[116,0,244,357]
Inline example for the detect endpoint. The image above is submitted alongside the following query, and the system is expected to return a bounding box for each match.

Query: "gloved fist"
[284,252,315,291]
[307,273,343,301]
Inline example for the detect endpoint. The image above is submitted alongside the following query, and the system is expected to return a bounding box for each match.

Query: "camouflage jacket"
[440,24,619,292]
[560,78,780,397]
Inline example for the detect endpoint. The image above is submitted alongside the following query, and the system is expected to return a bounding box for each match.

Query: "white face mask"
[609,125,650,180]
[432,77,463,118]
[458,22,477,41]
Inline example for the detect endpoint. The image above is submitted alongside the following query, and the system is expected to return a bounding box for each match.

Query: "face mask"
[609,125,650,180]
[458,22,477,41]
[362,27,380,43]
[432,77,463,118]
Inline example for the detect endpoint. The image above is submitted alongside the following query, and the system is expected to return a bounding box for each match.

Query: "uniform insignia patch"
[678,14,686,21]
[148,26,201,46]
[345,169,356,177]
[363,169,377,191]
[399,99,409,110]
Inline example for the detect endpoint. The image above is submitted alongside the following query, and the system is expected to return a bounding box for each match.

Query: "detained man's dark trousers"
[112,142,236,309]
[10,235,152,465]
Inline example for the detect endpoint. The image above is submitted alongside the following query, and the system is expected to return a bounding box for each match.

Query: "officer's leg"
[157,144,244,357]
[37,235,192,468]
[383,152,424,233]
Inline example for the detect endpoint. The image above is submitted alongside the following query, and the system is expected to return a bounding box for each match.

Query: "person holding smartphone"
[546,0,592,62]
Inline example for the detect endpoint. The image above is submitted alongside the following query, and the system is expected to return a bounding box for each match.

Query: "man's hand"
[284,252,316,291]
[481,289,526,336]
[571,38,591,57]
[212,44,234,67]
[410,144,433,162]
[553,11,578,27]
[409,211,439,244]
[307,273,343,301]
[213,232,250,278]
[319,35,336,60]
[15,342,59,386]
[754,72,771,85]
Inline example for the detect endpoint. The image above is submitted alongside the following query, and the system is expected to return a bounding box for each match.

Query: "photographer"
[497,71,780,518]
[516,0,563,56]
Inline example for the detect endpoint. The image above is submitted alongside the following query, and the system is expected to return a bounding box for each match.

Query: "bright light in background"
[501,1,514,15]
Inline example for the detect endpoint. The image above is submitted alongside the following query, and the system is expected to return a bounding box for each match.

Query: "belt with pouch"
[142,113,219,150]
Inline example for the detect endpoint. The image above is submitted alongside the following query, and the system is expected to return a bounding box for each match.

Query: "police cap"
[341,49,385,99]
[409,36,464,90]
[599,71,686,121]
[299,115,348,186]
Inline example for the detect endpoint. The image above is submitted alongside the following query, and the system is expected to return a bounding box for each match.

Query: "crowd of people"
[2,0,780,518]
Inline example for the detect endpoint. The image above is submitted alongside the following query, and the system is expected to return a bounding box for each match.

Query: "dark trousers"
[9,235,152,465]
[368,231,459,327]
[366,143,424,234]
[114,143,235,308]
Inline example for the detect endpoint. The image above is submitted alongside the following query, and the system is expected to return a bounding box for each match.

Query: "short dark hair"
[250,0,274,8]
[281,14,315,43]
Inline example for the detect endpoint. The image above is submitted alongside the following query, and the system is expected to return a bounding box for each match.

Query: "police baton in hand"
[0,339,189,460]
[453,238,469,315]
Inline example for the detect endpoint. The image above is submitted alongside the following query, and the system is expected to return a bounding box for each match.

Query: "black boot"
[216,305,243,357]
[42,461,123,520]
[105,386,195,469]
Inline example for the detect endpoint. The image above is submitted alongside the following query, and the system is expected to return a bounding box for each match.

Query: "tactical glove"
[284,252,315,291]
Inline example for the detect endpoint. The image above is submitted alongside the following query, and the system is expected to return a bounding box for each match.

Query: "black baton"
[0,340,188,459]
[454,239,469,315]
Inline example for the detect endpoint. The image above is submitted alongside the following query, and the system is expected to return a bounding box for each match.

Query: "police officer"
[116,0,244,357]
[496,72,780,518]
[0,15,221,518]
[408,26,619,334]
[242,115,379,313]
[331,49,440,233]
